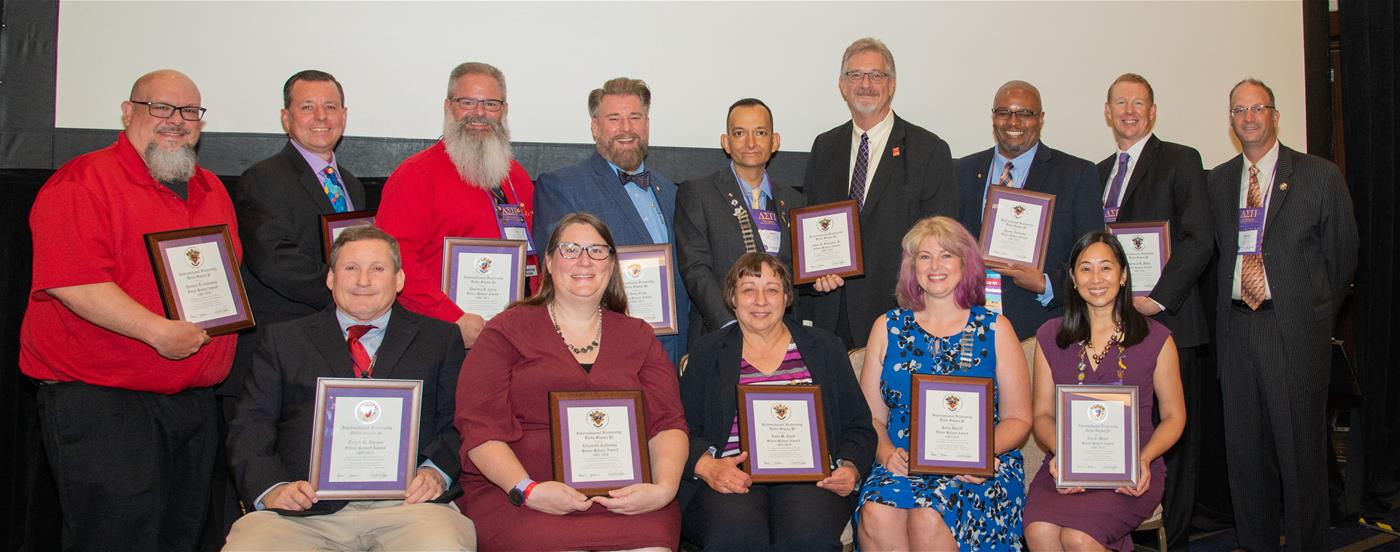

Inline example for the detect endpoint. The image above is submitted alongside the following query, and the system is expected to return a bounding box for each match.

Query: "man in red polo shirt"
[375,61,535,348]
[20,69,240,551]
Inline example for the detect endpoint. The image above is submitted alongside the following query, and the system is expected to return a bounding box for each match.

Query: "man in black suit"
[1097,73,1214,547]
[677,98,805,343]
[1207,78,1356,552]
[224,226,474,550]
[802,37,958,348]
[955,81,1102,342]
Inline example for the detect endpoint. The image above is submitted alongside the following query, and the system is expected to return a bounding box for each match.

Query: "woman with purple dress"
[1024,231,1186,551]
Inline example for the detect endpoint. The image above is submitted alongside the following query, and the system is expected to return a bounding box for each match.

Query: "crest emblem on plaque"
[818,217,832,231]
[588,409,608,428]
[476,256,493,273]
[1088,402,1108,423]
[185,248,202,267]
[1132,237,1144,250]
[626,263,643,279]
[355,400,382,424]
[771,403,790,421]
[944,394,962,412]
[1012,205,1026,218]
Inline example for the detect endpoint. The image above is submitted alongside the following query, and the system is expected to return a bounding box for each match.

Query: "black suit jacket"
[802,114,958,347]
[227,304,465,516]
[1096,136,1213,347]
[956,143,1103,341]
[222,142,367,396]
[676,168,805,341]
[1206,144,1357,391]
[678,319,875,504]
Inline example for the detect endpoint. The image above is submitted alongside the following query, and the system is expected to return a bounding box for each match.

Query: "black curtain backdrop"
[1340,0,1400,518]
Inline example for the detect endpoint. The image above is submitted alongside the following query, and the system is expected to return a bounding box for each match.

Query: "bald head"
[122,69,204,182]
[994,80,1040,106]
[990,80,1045,158]
[129,69,200,104]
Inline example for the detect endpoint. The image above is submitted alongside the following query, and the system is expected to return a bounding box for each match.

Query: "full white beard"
[442,114,514,189]
[144,142,198,183]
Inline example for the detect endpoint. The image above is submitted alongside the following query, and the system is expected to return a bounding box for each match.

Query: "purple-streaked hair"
[895,216,986,311]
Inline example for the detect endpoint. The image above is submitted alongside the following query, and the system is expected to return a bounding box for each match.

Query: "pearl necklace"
[549,303,602,355]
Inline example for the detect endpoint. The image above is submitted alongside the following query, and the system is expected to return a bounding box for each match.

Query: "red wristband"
[521,481,539,503]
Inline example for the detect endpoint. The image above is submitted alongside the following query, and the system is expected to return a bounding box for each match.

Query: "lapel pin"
[892,147,901,157]
[1279,182,1289,191]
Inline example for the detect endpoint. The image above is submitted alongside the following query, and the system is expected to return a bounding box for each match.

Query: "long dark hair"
[1055,231,1148,349]
[516,212,629,314]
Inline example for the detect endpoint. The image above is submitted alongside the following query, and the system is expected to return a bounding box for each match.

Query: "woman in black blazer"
[679,252,876,551]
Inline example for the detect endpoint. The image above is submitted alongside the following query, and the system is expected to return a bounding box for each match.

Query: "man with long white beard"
[376,62,535,348]
[20,69,241,550]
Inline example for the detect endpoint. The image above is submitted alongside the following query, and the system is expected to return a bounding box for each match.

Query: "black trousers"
[1220,308,1329,552]
[37,382,218,552]
[682,481,852,552]
[1161,345,1202,548]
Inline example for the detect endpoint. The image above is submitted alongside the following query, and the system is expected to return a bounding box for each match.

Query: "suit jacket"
[802,114,958,348]
[222,142,367,396]
[227,304,465,516]
[1096,136,1213,347]
[678,319,876,505]
[675,168,805,342]
[532,152,690,364]
[1206,144,1357,391]
[956,143,1103,341]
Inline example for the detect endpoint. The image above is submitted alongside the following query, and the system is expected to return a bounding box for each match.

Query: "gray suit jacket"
[675,167,804,341]
[1097,136,1213,347]
[533,152,690,364]
[1206,144,1357,391]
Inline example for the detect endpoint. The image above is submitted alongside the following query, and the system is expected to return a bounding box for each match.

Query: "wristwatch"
[836,458,860,479]
[507,478,537,507]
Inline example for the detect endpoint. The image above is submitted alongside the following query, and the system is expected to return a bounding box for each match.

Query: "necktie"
[322,166,348,213]
[749,187,763,210]
[996,161,1015,188]
[1105,152,1131,208]
[620,170,652,191]
[1241,165,1268,309]
[850,132,869,210]
[347,324,375,378]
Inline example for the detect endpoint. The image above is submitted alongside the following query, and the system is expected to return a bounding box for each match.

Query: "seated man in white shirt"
[225,225,475,550]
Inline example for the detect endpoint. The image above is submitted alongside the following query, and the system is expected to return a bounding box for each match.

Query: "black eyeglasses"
[556,242,613,260]
[449,97,506,112]
[992,108,1040,121]
[129,100,207,121]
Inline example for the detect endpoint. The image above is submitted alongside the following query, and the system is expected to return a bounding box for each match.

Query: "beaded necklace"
[1077,324,1127,384]
[549,303,602,355]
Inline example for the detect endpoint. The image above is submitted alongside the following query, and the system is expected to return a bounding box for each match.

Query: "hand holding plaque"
[308,378,424,499]
[144,224,254,336]
[909,374,995,477]
[549,391,652,496]
[1107,221,1171,297]
[441,238,526,321]
[615,245,679,335]
[978,187,1056,273]
[736,385,830,483]
[1054,385,1140,489]
[790,201,864,285]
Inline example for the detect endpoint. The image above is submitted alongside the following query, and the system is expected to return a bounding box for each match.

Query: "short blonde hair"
[588,77,651,117]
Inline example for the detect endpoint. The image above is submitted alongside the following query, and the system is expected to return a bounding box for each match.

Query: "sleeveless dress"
[1022,317,1170,552]
[856,307,1025,551]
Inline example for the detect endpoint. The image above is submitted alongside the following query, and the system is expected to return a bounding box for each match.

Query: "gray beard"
[144,142,198,183]
[442,115,513,189]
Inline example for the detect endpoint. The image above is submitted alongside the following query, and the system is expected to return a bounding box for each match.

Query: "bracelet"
[521,480,539,503]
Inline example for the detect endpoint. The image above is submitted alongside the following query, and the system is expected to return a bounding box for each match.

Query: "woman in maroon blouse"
[454,212,688,551]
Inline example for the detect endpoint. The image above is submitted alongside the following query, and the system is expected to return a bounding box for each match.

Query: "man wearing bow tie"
[532,77,690,364]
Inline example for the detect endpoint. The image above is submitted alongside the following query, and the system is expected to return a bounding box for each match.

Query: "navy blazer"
[533,152,690,364]
[227,304,465,516]
[678,319,875,504]
[956,143,1103,341]
[1096,136,1213,347]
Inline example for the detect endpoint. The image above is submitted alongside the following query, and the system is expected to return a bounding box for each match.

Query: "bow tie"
[619,170,652,191]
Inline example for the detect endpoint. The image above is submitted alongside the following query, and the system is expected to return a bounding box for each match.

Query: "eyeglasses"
[449,97,506,112]
[129,100,207,121]
[556,242,613,260]
[1229,104,1276,117]
[842,70,891,84]
[992,108,1040,121]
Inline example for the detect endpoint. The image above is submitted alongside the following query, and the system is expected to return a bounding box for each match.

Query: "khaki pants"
[224,500,475,551]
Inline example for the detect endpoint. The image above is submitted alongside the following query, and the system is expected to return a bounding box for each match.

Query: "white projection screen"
[55,1,1306,167]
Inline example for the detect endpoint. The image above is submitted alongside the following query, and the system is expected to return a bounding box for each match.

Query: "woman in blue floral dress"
[855,217,1033,551]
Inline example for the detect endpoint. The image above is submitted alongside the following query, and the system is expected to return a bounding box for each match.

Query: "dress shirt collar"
[990,142,1040,188]
[850,109,895,144]
[291,139,339,177]
[335,308,392,338]
[730,161,773,209]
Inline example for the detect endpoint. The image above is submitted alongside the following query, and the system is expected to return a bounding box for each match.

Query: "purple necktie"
[850,133,869,210]
[1105,152,1131,208]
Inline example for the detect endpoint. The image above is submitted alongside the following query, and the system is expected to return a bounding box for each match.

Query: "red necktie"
[347,324,375,378]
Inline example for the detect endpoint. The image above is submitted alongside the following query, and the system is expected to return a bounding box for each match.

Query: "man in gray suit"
[532,77,689,364]
[676,98,804,343]
[1207,78,1357,552]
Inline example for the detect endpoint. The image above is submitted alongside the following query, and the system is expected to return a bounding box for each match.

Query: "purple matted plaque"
[1107,221,1172,298]
[1055,384,1140,489]
[320,210,376,262]
[909,374,995,477]
[308,378,423,500]
[979,186,1056,273]
[615,244,679,336]
[549,390,652,496]
[143,224,254,336]
[441,237,526,321]
[736,385,831,483]
[789,200,864,284]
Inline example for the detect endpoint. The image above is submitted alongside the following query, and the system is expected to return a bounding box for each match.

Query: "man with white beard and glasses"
[376,62,535,348]
[20,69,241,551]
